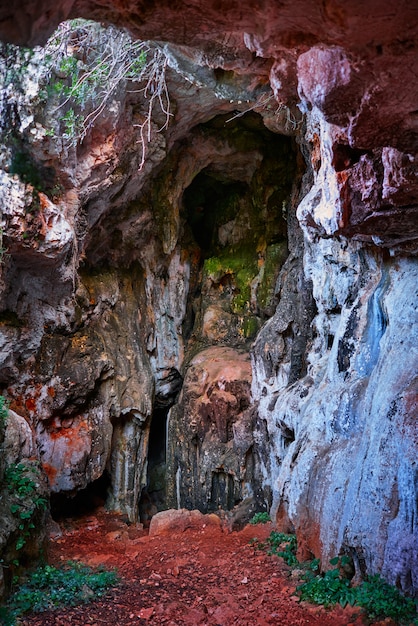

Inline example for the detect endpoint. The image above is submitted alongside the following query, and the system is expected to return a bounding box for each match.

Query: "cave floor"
[21,509,374,626]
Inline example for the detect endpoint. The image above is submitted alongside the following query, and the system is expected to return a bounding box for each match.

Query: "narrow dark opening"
[208,470,236,512]
[279,419,295,448]
[183,172,248,253]
[50,472,111,521]
[332,143,368,172]
[138,408,168,526]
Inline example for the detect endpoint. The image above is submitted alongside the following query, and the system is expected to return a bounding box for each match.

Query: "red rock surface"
[20,508,375,626]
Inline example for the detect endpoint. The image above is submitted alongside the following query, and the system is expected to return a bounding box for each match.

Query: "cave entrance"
[50,472,111,521]
[138,408,168,525]
[181,111,293,263]
[183,174,249,253]
[167,111,298,513]
[180,111,295,347]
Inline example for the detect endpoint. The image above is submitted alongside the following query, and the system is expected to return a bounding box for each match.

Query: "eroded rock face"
[0,0,417,599]
[253,243,418,590]
[297,109,418,251]
[0,409,48,591]
[167,347,253,512]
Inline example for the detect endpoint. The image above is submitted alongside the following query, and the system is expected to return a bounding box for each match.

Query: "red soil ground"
[20,508,388,626]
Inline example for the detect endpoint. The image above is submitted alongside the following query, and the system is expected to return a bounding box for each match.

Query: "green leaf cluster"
[250,532,418,624]
[249,512,271,525]
[5,462,47,553]
[299,567,417,624]
[251,530,298,566]
[266,531,299,566]
[5,463,43,500]
[298,558,355,608]
[0,394,8,427]
[3,561,119,623]
[355,575,418,623]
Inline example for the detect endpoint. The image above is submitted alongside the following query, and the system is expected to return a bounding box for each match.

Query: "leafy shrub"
[298,563,417,624]
[3,561,119,623]
[249,512,271,525]
[298,563,356,608]
[266,531,299,567]
[355,574,418,623]
[251,530,298,567]
[5,463,42,498]
[251,532,417,624]
[5,461,48,553]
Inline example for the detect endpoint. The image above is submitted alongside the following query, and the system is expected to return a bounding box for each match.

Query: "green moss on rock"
[258,242,288,310]
[240,315,260,339]
[204,246,258,314]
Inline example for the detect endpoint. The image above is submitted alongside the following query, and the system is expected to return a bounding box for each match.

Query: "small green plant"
[5,461,48,553]
[298,559,355,608]
[40,19,171,163]
[60,108,83,141]
[5,462,44,500]
[266,531,299,566]
[249,512,271,525]
[3,561,119,623]
[252,530,299,567]
[355,574,418,624]
[0,394,8,426]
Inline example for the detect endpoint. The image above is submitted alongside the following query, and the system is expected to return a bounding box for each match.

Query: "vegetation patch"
[0,561,119,625]
[5,461,48,554]
[203,246,258,314]
[0,394,8,428]
[40,19,171,165]
[249,512,271,525]
[251,531,418,624]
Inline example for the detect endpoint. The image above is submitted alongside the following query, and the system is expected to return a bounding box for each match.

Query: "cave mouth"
[183,173,249,253]
[179,111,296,346]
[138,408,168,526]
[181,112,295,259]
[50,472,111,521]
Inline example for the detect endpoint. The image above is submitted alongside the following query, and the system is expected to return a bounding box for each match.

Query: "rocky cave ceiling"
[2,0,417,248]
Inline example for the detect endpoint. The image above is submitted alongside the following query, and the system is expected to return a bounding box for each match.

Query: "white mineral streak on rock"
[296,111,342,236]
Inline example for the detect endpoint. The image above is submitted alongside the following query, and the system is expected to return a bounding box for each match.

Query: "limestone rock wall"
[167,346,253,513]
[0,0,417,598]
[253,241,418,592]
